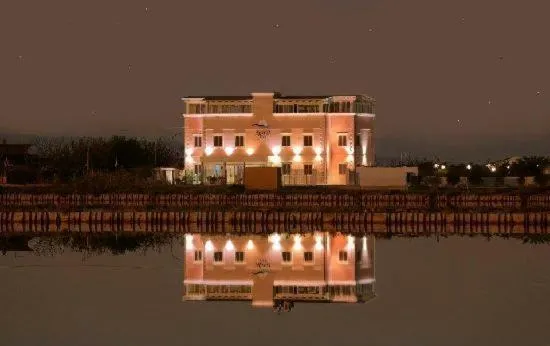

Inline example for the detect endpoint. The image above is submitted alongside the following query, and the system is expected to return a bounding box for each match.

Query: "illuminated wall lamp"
[204,147,214,156]
[224,147,235,156]
[246,148,255,156]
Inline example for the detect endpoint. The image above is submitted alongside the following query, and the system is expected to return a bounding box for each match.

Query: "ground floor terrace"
[188,161,358,186]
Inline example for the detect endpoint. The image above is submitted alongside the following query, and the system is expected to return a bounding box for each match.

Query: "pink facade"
[182,92,375,185]
[182,232,376,306]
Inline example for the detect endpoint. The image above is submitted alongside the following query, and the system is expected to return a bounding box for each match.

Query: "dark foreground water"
[1,232,549,346]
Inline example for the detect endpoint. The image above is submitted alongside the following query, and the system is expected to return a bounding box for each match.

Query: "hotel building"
[182,233,376,307]
[182,92,376,185]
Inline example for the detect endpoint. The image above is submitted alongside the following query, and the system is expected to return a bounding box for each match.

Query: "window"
[339,251,348,262]
[338,134,347,147]
[303,135,313,147]
[355,134,361,146]
[235,135,244,147]
[194,164,202,175]
[304,164,313,175]
[213,135,223,147]
[282,251,292,263]
[235,251,245,263]
[282,135,291,147]
[339,164,348,175]
[194,250,202,262]
[194,135,202,147]
[214,251,223,263]
[304,251,313,263]
[282,163,291,175]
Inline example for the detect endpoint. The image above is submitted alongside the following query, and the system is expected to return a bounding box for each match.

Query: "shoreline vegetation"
[2,232,549,259]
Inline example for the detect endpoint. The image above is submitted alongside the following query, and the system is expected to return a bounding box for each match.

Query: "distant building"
[182,233,376,307]
[182,92,376,185]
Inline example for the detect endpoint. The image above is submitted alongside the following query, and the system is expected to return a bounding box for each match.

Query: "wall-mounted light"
[205,240,214,252]
[293,234,302,250]
[346,154,354,163]
[224,147,234,156]
[314,147,323,155]
[185,148,193,156]
[272,145,281,155]
[315,234,323,251]
[466,164,472,170]
[225,240,235,251]
[293,155,302,163]
[314,155,322,162]
[246,148,255,156]
[246,240,254,250]
[204,147,214,156]
[347,235,355,250]
[185,234,194,250]
[292,146,302,155]
[345,147,354,155]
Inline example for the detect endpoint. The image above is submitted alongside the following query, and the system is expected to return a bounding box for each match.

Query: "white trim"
[274,280,327,286]
[357,113,376,118]
[181,97,205,102]
[184,113,254,118]
[251,92,275,97]
[328,280,357,285]
[357,278,376,284]
[184,280,253,285]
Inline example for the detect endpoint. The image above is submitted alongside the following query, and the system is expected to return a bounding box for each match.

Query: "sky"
[1,236,549,346]
[1,1,549,161]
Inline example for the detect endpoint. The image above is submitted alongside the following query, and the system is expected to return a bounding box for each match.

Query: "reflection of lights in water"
[272,242,281,251]
[225,240,235,251]
[205,240,214,252]
[315,234,323,250]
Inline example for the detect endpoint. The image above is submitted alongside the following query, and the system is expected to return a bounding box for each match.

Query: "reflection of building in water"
[183,232,375,307]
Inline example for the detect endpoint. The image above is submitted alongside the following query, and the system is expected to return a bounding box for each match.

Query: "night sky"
[1,237,549,346]
[1,1,549,161]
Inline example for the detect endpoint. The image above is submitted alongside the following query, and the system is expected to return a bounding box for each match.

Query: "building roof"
[183,93,374,101]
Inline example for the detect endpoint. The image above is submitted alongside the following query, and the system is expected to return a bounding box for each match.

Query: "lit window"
[282,163,291,175]
[282,251,292,263]
[213,135,223,147]
[338,164,348,175]
[194,250,202,262]
[304,164,313,175]
[214,251,223,262]
[235,135,244,147]
[303,135,313,147]
[235,251,245,263]
[304,251,313,262]
[282,135,291,147]
[339,251,348,262]
[338,134,347,147]
[194,135,202,147]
